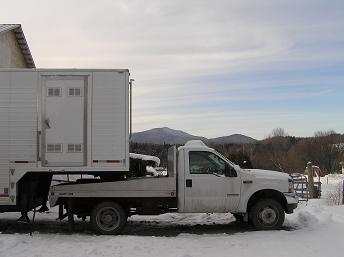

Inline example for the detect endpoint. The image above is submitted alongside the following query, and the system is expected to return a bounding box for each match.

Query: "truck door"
[42,75,87,167]
[183,150,241,213]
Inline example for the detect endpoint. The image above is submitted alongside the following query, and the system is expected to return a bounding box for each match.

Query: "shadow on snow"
[0,217,297,236]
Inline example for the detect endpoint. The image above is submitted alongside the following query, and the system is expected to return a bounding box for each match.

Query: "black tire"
[232,213,244,223]
[90,201,127,235]
[249,199,285,230]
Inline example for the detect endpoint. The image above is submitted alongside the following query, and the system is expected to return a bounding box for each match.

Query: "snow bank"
[284,175,344,230]
[285,200,339,228]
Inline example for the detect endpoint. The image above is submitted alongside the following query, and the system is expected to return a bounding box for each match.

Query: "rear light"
[288,178,294,193]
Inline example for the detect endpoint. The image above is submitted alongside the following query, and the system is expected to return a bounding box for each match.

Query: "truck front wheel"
[249,199,285,230]
[91,201,127,235]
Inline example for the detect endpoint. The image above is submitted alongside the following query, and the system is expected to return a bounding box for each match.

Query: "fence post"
[342,180,344,205]
[307,161,315,199]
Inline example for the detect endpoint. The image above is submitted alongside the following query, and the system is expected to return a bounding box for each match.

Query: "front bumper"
[284,192,298,213]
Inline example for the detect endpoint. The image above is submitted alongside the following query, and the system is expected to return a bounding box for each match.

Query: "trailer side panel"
[0,71,38,205]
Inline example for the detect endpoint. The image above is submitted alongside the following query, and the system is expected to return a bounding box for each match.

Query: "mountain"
[131,127,257,145]
[207,134,257,144]
[131,127,207,145]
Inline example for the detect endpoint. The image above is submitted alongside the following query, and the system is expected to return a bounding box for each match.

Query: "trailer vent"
[47,144,62,153]
[67,144,82,153]
[0,188,9,197]
[68,88,82,96]
[47,87,61,97]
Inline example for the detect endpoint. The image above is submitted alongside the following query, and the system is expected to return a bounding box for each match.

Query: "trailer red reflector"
[106,160,121,163]
[93,160,121,163]
[14,161,29,163]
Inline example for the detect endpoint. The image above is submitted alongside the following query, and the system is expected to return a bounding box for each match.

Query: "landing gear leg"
[67,198,74,232]
[17,211,30,223]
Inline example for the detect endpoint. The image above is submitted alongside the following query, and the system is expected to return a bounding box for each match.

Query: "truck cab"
[176,141,298,228]
[176,140,241,213]
[49,140,298,234]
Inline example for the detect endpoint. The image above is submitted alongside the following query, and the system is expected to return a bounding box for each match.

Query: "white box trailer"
[0,69,130,211]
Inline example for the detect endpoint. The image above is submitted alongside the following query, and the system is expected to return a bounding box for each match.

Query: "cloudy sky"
[3,0,344,139]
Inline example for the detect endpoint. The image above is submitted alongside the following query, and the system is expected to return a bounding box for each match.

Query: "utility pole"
[307,161,315,199]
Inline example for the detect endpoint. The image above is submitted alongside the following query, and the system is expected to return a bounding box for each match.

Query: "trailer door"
[42,76,87,166]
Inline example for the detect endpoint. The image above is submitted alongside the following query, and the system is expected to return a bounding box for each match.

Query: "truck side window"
[189,151,226,175]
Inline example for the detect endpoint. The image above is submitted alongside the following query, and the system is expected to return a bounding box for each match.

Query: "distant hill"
[207,134,257,145]
[131,127,257,145]
[131,127,206,145]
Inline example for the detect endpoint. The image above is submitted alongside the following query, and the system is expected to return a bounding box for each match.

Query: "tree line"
[130,129,344,175]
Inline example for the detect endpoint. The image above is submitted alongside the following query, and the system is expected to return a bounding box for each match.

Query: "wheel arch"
[246,189,288,214]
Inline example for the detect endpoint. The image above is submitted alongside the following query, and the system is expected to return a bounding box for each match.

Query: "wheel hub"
[97,207,120,231]
[102,213,114,224]
[259,207,277,225]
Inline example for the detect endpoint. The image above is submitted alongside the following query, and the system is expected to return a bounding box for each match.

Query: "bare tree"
[312,130,342,173]
[268,128,289,138]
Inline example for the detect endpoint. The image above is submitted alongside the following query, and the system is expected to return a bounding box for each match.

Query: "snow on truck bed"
[0,175,344,257]
[129,153,161,166]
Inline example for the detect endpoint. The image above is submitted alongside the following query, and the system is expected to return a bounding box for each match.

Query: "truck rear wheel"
[249,199,285,230]
[90,201,127,235]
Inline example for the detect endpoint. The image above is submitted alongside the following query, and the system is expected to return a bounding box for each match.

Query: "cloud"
[2,0,343,138]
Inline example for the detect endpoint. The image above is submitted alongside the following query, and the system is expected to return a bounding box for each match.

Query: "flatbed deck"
[49,176,176,206]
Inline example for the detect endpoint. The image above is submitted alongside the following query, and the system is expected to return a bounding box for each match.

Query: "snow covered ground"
[0,175,344,257]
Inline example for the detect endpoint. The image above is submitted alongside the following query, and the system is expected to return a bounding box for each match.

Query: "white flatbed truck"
[50,141,298,234]
[0,69,298,234]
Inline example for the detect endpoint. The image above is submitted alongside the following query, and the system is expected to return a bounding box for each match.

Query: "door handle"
[186,179,192,187]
